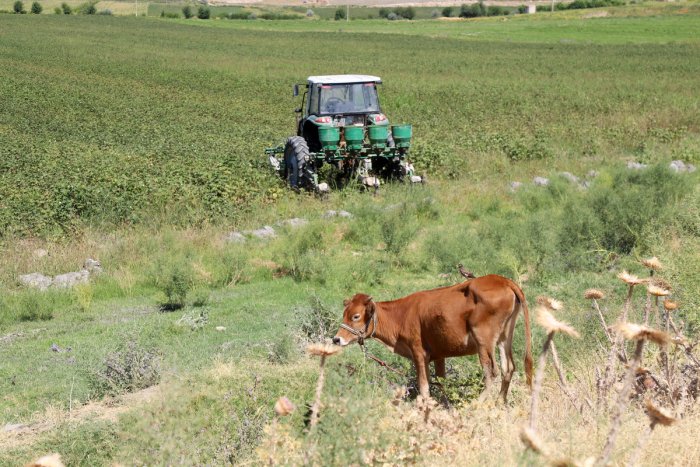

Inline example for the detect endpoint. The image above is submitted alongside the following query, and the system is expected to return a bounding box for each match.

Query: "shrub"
[518,4,528,13]
[30,1,41,14]
[298,294,339,342]
[431,9,440,18]
[18,292,54,321]
[182,5,193,18]
[97,8,111,15]
[442,6,453,17]
[13,1,25,14]
[197,6,210,19]
[387,12,398,20]
[378,7,390,18]
[83,3,96,15]
[334,7,345,20]
[53,6,60,13]
[90,340,161,397]
[61,2,71,14]
[306,8,313,17]
[153,257,194,311]
[267,332,297,364]
[394,6,415,19]
[460,2,486,18]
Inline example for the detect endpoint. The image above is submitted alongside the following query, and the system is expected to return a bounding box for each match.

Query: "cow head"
[332,293,375,346]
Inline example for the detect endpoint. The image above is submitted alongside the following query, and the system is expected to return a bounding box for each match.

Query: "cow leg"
[412,350,430,398]
[477,345,496,398]
[434,358,446,379]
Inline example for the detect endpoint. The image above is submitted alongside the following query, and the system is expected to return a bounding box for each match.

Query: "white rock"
[560,172,580,184]
[669,160,697,173]
[215,326,226,332]
[224,231,246,243]
[19,273,53,291]
[83,258,102,274]
[53,270,89,289]
[509,181,523,192]
[247,225,276,239]
[33,249,48,259]
[279,218,308,229]
[410,175,423,183]
[317,182,330,193]
[533,177,549,186]
[627,161,647,170]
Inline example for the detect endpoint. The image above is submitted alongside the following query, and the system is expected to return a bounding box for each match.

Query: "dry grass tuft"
[23,453,64,467]
[536,307,580,337]
[613,322,670,346]
[584,288,605,300]
[520,426,547,455]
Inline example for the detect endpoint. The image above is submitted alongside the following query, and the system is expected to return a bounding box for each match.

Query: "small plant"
[298,294,338,342]
[268,333,297,364]
[182,5,193,18]
[30,1,42,14]
[334,7,345,20]
[197,6,210,19]
[175,309,208,331]
[154,257,194,311]
[13,1,26,14]
[83,2,96,14]
[441,6,453,17]
[61,2,71,14]
[74,283,93,313]
[305,8,313,17]
[90,340,161,397]
[18,292,54,322]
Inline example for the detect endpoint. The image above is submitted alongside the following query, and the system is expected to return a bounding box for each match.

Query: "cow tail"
[513,284,533,389]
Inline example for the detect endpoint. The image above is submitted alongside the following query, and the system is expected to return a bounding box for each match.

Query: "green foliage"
[197,5,209,19]
[441,6,453,17]
[182,5,192,18]
[82,2,96,15]
[30,1,41,14]
[13,0,25,14]
[298,293,339,342]
[60,2,71,14]
[334,7,345,20]
[267,332,297,363]
[153,257,194,310]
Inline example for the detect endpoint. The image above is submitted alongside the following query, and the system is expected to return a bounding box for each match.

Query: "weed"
[268,332,297,364]
[89,340,161,397]
[153,257,194,311]
[298,294,338,342]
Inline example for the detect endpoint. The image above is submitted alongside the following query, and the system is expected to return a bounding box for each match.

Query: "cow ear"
[365,296,373,304]
[343,299,350,307]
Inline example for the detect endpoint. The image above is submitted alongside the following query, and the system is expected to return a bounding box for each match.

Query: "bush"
[298,294,339,342]
[306,8,313,17]
[197,6,209,19]
[90,340,161,397]
[13,1,25,14]
[394,6,415,19]
[387,12,398,20]
[30,1,41,14]
[83,3,96,14]
[18,292,54,322]
[460,2,486,18]
[378,7,390,18]
[267,332,297,364]
[153,257,194,311]
[97,8,111,15]
[54,6,60,14]
[182,5,193,18]
[442,6,453,17]
[61,2,71,14]
[334,7,345,20]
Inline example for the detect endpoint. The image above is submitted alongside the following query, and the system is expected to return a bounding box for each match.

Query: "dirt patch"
[0,385,161,451]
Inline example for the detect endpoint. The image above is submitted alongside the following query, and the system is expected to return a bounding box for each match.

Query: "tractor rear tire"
[284,136,311,190]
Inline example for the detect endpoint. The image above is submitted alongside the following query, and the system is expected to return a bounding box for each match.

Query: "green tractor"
[266,75,418,192]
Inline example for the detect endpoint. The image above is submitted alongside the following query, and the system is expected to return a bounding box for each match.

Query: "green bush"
[83,3,96,14]
[442,6,453,17]
[197,6,210,19]
[13,1,25,13]
[267,332,297,364]
[30,1,41,14]
[153,257,194,310]
[18,292,54,322]
[298,294,339,342]
[182,5,193,18]
[334,7,345,20]
[60,2,71,14]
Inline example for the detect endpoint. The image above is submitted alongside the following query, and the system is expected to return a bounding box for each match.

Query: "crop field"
[1,4,699,466]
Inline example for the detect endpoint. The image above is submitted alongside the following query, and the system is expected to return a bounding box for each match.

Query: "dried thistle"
[536,307,580,338]
[584,289,605,300]
[649,277,672,291]
[618,271,644,286]
[536,296,563,311]
[274,396,296,417]
[520,426,547,455]
[644,399,676,427]
[306,343,342,357]
[663,300,679,311]
[647,284,670,297]
[641,257,663,271]
[614,322,670,346]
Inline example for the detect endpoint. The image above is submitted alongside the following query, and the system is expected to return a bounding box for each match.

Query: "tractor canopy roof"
[307,75,382,85]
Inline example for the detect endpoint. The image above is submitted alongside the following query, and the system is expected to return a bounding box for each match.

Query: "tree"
[13,1,26,14]
[30,1,42,14]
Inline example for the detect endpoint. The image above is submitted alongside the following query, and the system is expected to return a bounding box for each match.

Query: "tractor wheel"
[284,136,312,190]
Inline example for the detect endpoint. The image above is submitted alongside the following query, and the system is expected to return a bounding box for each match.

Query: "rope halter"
[339,303,378,347]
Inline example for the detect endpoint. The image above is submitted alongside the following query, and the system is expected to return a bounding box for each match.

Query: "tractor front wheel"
[284,136,312,190]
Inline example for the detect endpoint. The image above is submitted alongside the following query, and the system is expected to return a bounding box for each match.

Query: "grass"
[0,5,699,465]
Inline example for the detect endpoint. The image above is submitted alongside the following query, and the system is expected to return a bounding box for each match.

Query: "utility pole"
[346,3,349,21]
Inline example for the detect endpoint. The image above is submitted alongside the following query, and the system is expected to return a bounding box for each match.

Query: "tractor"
[265,75,418,192]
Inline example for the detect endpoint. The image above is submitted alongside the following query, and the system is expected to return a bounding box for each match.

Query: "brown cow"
[333,274,533,402]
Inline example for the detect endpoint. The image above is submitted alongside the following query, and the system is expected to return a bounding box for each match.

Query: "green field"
[1,5,699,466]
